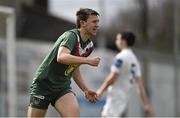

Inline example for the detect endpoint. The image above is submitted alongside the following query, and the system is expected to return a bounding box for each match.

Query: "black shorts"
[29,88,73,109]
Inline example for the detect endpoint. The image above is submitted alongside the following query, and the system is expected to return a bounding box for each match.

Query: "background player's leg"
[27,106,47,117]
[54,92,80,117]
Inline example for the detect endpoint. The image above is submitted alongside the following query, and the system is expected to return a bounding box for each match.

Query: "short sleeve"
[131,61,142,78]
[60,31,77,52]
[110,56,123,73]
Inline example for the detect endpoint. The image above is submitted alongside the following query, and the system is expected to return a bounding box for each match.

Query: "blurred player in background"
[27,8,100,117]
[96,32,155,117]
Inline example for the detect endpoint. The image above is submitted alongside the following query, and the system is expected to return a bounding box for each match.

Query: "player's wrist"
[83,58,90,65]
[144,103,150,107]
[83,90,88,93]
[83,88,90,93]
[96,89,100,95]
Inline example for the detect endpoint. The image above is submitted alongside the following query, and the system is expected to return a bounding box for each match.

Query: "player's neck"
[79,29,89,42]
[121,46,130,50]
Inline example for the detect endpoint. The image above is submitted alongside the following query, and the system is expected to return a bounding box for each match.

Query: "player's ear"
[80,20,86,27]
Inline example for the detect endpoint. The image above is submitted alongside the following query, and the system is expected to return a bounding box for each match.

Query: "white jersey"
[102,48,142,117]
[109,48,141,99]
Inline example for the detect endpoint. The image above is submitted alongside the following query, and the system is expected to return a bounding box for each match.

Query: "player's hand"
[96,89,102,100]
[84,90,98,103]
[144,104,155,117]
[87,57,100,66]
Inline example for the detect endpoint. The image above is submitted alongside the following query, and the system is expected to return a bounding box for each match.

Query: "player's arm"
[57,46,100,66]
[135,77,155,117]
[72,67,97,103]
[97,56,122,98]
[97,55,122,98]
[72,67,89,92]
[96,71,118,98]
[135,77,150,106]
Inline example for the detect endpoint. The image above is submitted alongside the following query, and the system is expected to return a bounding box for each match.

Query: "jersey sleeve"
[131,61,142,78]
[59,31,77,52]
[110,55,123,74]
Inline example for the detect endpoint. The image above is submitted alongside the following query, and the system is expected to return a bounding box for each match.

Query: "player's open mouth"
[93,28,98,32]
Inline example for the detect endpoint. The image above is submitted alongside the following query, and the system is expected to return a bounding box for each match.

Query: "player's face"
[116,34,123,50]
[84,15,99,36]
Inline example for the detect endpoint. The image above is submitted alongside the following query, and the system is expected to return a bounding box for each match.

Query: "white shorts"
[101,95,128,117]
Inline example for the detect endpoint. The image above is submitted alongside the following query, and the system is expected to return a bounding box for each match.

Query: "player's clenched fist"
[87,57,100,66]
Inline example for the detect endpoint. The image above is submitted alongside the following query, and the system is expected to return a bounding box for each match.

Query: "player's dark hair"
[76,8,99,28]
[121,32,136,46]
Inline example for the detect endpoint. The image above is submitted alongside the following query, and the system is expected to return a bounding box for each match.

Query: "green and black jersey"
[30,29,94,95]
